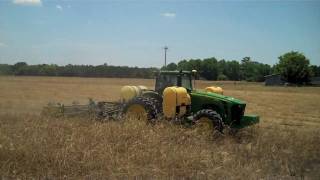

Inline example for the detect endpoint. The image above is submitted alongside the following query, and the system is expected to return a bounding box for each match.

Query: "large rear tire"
[122,97,158,122]
[193,109,224,134]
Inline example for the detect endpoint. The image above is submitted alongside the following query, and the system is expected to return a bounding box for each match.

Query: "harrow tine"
[42,100,122,119]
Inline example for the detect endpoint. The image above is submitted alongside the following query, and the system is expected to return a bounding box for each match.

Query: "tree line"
[1,51,319,83]
[0,63,157,79]
[163,51,320,84]
[163,56,273,81]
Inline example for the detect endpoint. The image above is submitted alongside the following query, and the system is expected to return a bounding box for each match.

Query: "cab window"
[181,74,192,90]
[155,74,178,92]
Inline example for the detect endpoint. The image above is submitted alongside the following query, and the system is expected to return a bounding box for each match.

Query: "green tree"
[200,57,219,80]
[177,60,192,70]
[0,64,13,75]
[275,51,312,84]
[256,63,272,82]
[188,59,202,71]
[311,65,320,77]
[240,57,271,82]
[218,59,228,77]
[162,62,177,71]
[217,74,228,81]
[225,60,241,80]
[240,57,256,81]
[13,62,28,75]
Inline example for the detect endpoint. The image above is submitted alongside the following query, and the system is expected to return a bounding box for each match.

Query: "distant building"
[264,74,285,86]
[310,77,320,86]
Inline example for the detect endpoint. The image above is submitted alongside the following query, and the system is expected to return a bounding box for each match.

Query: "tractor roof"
[158,70,192,75]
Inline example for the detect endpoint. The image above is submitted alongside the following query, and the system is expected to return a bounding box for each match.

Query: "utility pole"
[164,46,168,67]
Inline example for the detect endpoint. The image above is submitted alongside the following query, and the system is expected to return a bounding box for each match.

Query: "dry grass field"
[0,76,319,179]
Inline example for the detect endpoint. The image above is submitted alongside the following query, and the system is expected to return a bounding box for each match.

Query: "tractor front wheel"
[193,109,224,135]
[122,97,158,123]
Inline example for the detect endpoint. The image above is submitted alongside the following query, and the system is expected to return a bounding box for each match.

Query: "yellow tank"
[176,87,191,106]
[205,86,223,95]
[120,85,145,102]
[163,87,177,118]
[163,87,191,118]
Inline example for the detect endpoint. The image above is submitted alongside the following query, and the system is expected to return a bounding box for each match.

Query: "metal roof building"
[264,74,285,86]
[310,77,320,86]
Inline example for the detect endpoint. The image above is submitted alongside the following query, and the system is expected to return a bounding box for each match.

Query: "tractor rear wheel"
[122,97,158,123]
[193,109,224,135]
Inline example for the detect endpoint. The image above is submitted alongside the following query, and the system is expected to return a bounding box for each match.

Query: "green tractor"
[121,70,259,133]
[43,70,259,134]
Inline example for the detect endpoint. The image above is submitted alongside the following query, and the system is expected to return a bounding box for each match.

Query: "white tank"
[120,85,148,102]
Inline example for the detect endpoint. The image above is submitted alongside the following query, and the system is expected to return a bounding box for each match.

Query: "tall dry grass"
[0,76,320,179]
[1,114,319,179]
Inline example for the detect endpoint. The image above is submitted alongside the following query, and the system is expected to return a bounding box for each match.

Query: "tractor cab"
[155,71,193,95]
[121,70,259,132]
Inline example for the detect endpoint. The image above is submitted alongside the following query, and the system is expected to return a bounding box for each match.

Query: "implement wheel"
[122,97,157,122]
[193,109,224,135]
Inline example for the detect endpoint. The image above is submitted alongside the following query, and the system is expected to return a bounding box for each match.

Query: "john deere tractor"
[120,70,259,133]
[43,70,259,134]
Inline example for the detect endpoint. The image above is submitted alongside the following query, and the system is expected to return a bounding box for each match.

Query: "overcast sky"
[0,0,319,67]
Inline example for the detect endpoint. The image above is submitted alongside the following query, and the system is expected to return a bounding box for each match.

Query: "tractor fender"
[201,104,225,119]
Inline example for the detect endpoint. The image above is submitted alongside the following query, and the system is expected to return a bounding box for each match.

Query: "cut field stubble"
[0,76,319,179]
